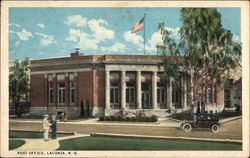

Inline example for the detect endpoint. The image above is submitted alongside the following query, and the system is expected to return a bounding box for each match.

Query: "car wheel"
[179,122,184,129]
[211,124,220,133]
[183,123,192,132]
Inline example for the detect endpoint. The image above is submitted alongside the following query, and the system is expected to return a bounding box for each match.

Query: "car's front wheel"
[211,124,220,133]
[183,123,192,132]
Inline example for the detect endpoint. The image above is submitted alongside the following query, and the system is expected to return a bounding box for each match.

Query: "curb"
[90,132,242,144]
[10,129,76,135]
[167,118,182,123]
[219,116,242,124]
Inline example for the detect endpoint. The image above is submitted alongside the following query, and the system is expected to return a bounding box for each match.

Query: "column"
[152,71,157,109]
[44,74,48,109]
[121,71,126,110]
[167,78,173,109]
[74,72,78,107]
[182,77,187,109]
[52,73,57,108]
[105,71,110,110]
[65,73,69,107]
[136,71,142,109]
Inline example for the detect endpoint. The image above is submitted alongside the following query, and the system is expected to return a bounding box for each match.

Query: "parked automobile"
[179,113,220,133]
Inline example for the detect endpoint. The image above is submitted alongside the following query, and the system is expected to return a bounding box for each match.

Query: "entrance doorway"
[172,88,182,108]
[141,82,151,109]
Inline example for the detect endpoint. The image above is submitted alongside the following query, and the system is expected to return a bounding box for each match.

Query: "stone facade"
[30,51,225,117]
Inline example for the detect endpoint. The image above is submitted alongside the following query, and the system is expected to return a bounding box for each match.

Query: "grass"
[9,139,25,150]
[57,136,242,150]
[9,131,73,139]
[10,115,44,119]
[171,110,242,121]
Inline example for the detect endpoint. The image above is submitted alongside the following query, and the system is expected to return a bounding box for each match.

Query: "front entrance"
[172,88,182,108]
[142,91,150,109]
[141,82,151,109]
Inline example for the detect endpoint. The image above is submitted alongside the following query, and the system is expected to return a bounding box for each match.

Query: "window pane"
[50,89,53,103]
[126,89,129,103]
[111,82,118,87]
[157,89,160,103]
[59,83,65,87]
[161,89,165,103]
[62,89,65,103]
[71,89,74,103]
[131,89,135,103]
[115,88,119,103]
[110,89,114,103]
[126,82,135,87]
[59,90,61,103]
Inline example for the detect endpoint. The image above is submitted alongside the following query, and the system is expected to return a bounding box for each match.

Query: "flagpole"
[144,13,146,55]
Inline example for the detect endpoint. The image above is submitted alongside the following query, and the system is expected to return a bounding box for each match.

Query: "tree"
[9,58,30,116]
[157,8,241,112]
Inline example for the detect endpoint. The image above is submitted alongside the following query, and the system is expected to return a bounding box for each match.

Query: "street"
[9,118,242,140]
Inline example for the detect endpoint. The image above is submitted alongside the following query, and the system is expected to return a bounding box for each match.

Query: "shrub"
[99,117,104,121]
[144,117,151,122]
[131,117,136,122]
[115,116,122,121]
[125,117,131,122]
[104,116,111,121]
[110,116,116,121]
[150,115,158,122]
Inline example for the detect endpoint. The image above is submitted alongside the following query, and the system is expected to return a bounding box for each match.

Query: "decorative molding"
[31,67,105,75]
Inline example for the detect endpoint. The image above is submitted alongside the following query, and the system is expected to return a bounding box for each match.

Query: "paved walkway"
[13,134,88,150]
[9,117,180,127]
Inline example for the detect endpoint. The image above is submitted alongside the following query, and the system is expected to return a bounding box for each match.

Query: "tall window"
[126,82,135,104]
[157,82,165,104]
[110,82,119,104]
[48,83,53,104]
[70,82,74,104]
[58,83,65,104]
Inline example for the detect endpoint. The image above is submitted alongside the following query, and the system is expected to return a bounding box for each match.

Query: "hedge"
[98,115,158,122]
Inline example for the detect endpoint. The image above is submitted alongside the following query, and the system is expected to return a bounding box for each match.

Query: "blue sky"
[9,7,240,61]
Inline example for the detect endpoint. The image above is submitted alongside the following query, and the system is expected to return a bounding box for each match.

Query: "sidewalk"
[9,117,180,127]
[13,134,88,150]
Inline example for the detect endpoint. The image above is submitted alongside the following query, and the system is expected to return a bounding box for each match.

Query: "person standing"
[42,114,51,141]
[50,115,57,139]
[63,108,68,122]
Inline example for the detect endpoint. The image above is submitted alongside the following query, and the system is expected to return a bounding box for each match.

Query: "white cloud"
[37,23,45,29]
[16,28,33,41]
[64,14,88,27]
[9,23,20,27]
[100,42,126,52]
[15,41,20,47]
[88,19,114,41]
[35,32,57,46]
[146,31,163,52]
[123,31,143,49]
[65,15,115,51]
[163,27,180,40]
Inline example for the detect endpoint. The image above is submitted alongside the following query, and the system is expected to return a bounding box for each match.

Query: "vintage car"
[179,114,220,133]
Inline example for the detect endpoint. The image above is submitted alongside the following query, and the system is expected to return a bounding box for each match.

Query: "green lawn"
[9,131,73,139]
[57,136,241,150]
[9,139,25,150]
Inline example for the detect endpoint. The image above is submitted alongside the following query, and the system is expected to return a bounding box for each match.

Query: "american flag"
[131,16,144,33]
